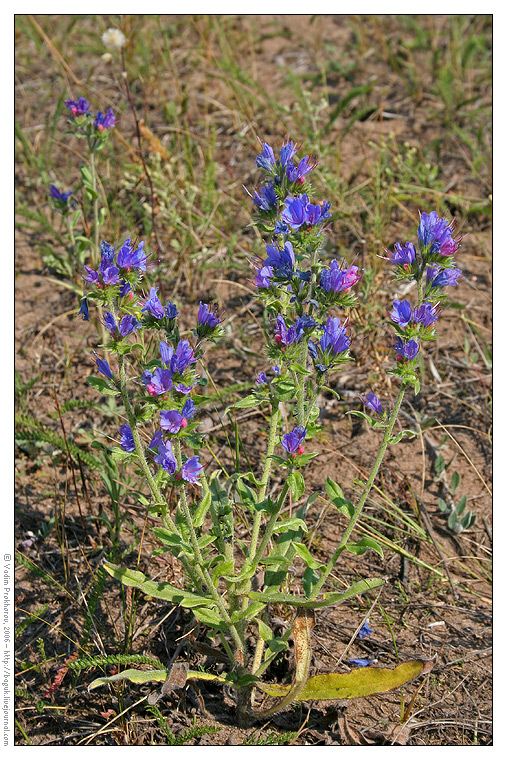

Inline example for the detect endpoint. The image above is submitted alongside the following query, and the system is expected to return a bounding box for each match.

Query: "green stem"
[249,403,280,561]
[89,149,100,269]
[311,383,407,599]
[173,440,245,656]
[251,480,290,568]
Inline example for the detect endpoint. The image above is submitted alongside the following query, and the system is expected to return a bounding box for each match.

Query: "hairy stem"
[249,403,280,561]
[311,383,407,599]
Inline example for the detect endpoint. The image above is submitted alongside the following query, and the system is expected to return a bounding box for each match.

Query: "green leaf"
[388,429,418,445]
[287,471,305,501]
[302,567,320,597]
[258,659,434,700]
[325,477,354,517]
[87,375,119,396]
[346,537,384,558]
[102,562,217,610]
[455,495,467,516]
[192,491,211,527]
[89,669,168,691]
[257,618,273,642]
[292,541,323,570]
[434,454,446,477]
[289,362,312,376]
[450,470,460,493]
[229,394,261,410]
[247,577,385,609]
[437,498,449,513]
[272,517,308,534]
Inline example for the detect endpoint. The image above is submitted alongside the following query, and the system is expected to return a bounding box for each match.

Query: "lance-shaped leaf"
[89,668,168,691]
[257,659,434,700]
[102,561,218,610]
[247,577,384,608]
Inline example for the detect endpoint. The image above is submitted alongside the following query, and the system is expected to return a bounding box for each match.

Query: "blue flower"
[118,314,140,337]
[65,97,90,116]
[320,261,361,294]
[349,658,375,668]
[117,239,147,271]
[255,142,276,171]
[427,266,462,289]
[319,317,350,356]
[418,211,460,257]
[413,302,438,326]
[49,185,73,209]
[281,194,309,229]
[154,440,177,473]
[390,299,412,327]
[170,340,195,373]
[385,242,416,266]
[77,297,89,321]
[196,302,221,338]
[256,372,269,386]
[281,426,306,456]
[264,241,296,273]
[160,409,187,434]
[181,455,204,483]
[274,220,289,236]
[253,184,277,211]
[254,265,274,289]
[119,424,135,452]
[358,619,372,639]
[165,301,179,320]
[95,354,113,379]
[94,108,116,131]
[103,311,117,333]
[149,430,163,449]
[285,154,315,183]
[102,266,120,286]
[141,287,165,319]
[279,140,296,168]
[142,367,173,396]
[394,337,419,360]
[359,393,382,414]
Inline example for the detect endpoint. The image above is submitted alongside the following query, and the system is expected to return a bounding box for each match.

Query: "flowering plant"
[87,140,461,722]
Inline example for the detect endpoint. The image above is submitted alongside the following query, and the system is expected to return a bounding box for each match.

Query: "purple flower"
[165,301,179,320]
[281,194,309,229]
[49,185,73,206]
[256,372,269,385]
[159,341,174,368]
[279,140,297,168]
[349,658,374,668]
[65,97,90,116]
[427,266,462,289]
[141,287,165,319]
[119,279,132,297]
[394,337,419,361]
[119,424,135,452]
[281,425,307,455]
[95,354,113,379]
[94,108,116,131]
[273,315,303,347]
[255,142,276,171]
[84,266,100,284]
[160,409,187,434]
[358,619,372,639]
[181,456,204,483]
[319,317,351,356]
[413,302,438,326]
[285,154,315,183]
[197,302,221,338]
[253,184,277,211]
[264,241,296,273]
[274,220,289,236]
[154,440,177,473]
[390,299,412,327]
[175,382,194,394]
[359,393,382,414]
[77,297,89,321]
[385,242,416,266]
[103,311,117,333]
[142,367,173,396]
[102,266,120,286]
[254,265,274,289]
[418,211,460,256]
[118,314,139,337]
[117,239,147,271]
[170,340,195,373]
[272,365,281,375]
[305,200,331,226]
[149,430,163,449]
[100,240,116,265]
[320,261,362,294]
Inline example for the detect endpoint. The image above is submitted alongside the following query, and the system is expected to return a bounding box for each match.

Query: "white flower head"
[101,28,127,52]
